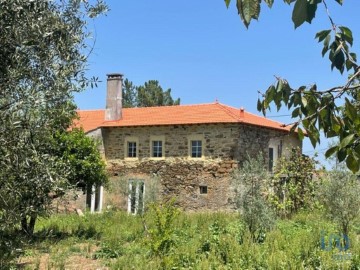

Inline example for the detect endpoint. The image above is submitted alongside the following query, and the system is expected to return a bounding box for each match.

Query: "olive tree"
[232,154,275,242]
[0,0,107,263]
[320,170,360,237]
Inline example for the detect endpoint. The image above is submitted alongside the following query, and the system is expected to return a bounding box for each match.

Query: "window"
[152,141,162,157]
[128,180,145,215]
[188,135,204,159]
[150,135,165,159]
[199,185,208,194]
[125,137,139,159]
[277,140,283,159]
[191,140,202,158]
[86,185,104,213]
[269,147,274,172]
[128,142,137,157]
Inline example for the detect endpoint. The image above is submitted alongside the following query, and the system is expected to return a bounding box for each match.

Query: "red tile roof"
[74,102,293,133]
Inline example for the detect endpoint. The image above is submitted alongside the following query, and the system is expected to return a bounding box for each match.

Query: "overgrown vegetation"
[320,170,360,237]
[269,148,318,217]
[14,209,360,269]
[232,153,275,242]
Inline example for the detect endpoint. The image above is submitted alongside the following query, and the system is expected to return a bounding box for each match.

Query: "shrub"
[232,153,275,242]
[319,170,360,237]
[269,147,317,218]
[143,199,180,269]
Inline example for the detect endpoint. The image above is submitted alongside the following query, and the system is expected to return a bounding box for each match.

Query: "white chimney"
[105,73,123,121]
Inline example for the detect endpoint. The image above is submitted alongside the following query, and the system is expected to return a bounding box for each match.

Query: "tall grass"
[18,209,360,269]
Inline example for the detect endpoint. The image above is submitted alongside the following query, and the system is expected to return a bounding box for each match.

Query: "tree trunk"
[21,213,37,236]
[28,213,37,235]
[21,216,28,234]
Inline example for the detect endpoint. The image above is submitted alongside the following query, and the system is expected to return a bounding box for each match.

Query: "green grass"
[17,209,360,269]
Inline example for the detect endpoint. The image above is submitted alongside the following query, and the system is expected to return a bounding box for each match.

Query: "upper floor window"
[152,141,163,157]
[125,136,139,159]
[150,135,165,159]
[191,140,202,158]
[188,135,204,159]
[128,142,137,158]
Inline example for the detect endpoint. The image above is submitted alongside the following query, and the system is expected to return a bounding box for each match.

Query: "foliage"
[319,170,360,237]
[225,0,360,172]
[0,0,107,265]
[232,153,275,242]
[122,78,137,108]
[269,147,317,217]
[16,210,360,269]
[53,128,108,189]
[144,199,180,269]
[122,79,180,107]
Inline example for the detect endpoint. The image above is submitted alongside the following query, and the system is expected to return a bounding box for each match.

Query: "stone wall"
[102,123,301,211]
[107,158,238,211]
[102,123,300,161]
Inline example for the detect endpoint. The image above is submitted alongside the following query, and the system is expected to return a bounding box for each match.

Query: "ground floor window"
[86,185,104,213]
[128,180,145,215]
[199,185,208,194]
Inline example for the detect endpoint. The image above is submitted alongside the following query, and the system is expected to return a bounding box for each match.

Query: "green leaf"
[335,0,343,5]
[301,96,308,107]
[346,59,353,71]
[292,0,319,28]
[292,107,301,118]
[325,146,338,158]
[345,98,357,121]
[293,92,302,106]
[350,52,357,62]
[265,85,276,105]
[257,98,262,112]
[264,0,274,8]
[307,128,320,148]
[346,152,359,173]
[315,29,331,42]
[322,45,329,57]
[225,0,231,8]
[332,50,345,73]
[292,0,308,28]
[284,0,296,4]
[337,148,347,162]
[276,79,283,93]
[339,134,355,149]
[236,0,261,28]
[297,127,304,140]
[339,26,353,46]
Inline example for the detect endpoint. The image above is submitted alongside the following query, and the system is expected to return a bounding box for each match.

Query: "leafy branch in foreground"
[225,0,360,172]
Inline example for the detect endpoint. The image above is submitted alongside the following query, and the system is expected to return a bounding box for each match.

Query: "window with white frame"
[150,135,165,159]
[191,140,202,158]
[152,141,163,157]
[188,135,204,158]
[125,137,139,159]
[85,185,104,213]
[128,141,137,157]
[128,180,145,215]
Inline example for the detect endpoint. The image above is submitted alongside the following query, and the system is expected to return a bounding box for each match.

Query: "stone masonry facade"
[101,123,301,211]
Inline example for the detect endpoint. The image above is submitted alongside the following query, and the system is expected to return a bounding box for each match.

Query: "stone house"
[73,73,301,213]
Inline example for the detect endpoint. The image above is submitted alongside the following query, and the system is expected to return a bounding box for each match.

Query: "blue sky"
[75,0,360,167]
